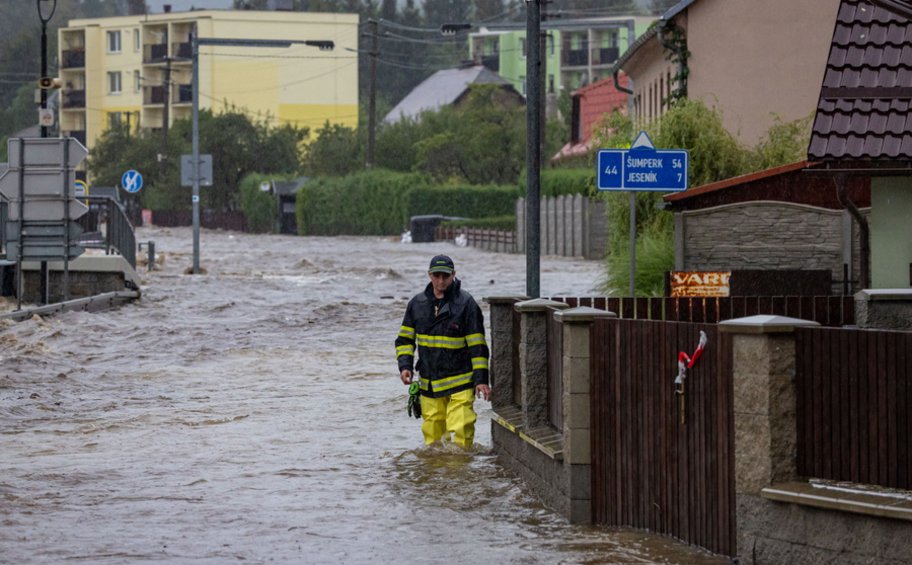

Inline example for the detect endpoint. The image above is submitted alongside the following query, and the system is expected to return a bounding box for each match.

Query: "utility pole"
[525,0,542,298]
[365,19,379,168]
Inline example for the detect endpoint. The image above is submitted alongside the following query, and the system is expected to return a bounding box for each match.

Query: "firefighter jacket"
[396,278,489,399]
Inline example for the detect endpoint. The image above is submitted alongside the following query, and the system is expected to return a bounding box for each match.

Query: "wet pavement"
[0,226,726,564]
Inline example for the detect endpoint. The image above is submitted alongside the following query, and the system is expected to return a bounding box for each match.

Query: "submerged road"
[1,226,724,563]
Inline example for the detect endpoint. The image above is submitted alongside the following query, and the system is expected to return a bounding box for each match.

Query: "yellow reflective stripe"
[396,345,414,358]
[416,334,467,349]
[431,371,473,393]
[398,325,415,339]
[471,357,488,370]
[466,333,486,346]
[419,377,429,391]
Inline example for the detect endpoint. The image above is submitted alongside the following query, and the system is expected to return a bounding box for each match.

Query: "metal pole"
[191,33,201,274]
[63,138,70,301]
[16,139,24,310]
[629,192,636,296]
[525,0,542,299]
[39,2,50,303]
[366,19,378,168]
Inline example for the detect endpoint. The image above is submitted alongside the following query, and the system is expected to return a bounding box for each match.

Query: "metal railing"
[75,196,136,269]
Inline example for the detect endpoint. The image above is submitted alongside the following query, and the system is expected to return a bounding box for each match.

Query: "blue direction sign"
[121,169,143,193]
[597,132,688,192]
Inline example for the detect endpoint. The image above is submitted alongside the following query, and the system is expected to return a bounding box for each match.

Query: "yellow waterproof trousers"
[419,388,477,448]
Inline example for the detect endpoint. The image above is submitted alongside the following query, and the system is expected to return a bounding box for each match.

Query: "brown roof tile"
[809,0,912,161]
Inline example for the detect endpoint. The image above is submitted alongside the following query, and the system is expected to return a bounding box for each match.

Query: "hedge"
[239,173,280,233]
[296,170,520,235]
[518,168,596,197]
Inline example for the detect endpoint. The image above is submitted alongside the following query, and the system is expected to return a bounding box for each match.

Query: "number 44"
[604,165,618,175]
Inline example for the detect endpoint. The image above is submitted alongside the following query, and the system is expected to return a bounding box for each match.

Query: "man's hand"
[400,369,413,385]
[475,384,491,401]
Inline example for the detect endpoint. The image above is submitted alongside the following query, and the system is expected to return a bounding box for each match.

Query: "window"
[548,74,555,94]
[519,75,526,95]
[133,29,140,51]
[107,30,122,53]
[108,71,122,94]
[521,38,527,58]
[108,112,122,128]
[134,70,141,93]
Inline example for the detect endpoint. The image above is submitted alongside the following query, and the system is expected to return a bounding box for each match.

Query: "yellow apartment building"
[58,9,359,150]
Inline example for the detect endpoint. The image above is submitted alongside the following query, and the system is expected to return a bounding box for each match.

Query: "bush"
[518,168,595,197]
[296,169,429,235]
[239,173,280,233]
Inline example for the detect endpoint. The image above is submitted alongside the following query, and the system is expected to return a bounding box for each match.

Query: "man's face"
[429,270,455,295]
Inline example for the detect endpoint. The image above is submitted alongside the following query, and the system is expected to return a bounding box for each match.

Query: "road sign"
[7,198,88,222]
[121,169,143,193]
[597,131,689,192]
[6,240,85,262]
[38,108,55,127]
[180,154,213,187]
[74,179,88,198]
[6,137,87,170]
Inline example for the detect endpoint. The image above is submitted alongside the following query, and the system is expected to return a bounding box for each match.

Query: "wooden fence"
[549,295,854,327]
[590,318,736,556]
[434,226,517,253]
[796,326,912,490]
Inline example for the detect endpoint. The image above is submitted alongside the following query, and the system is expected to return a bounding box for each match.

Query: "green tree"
[413,85,525,184]
[302,121,362,176]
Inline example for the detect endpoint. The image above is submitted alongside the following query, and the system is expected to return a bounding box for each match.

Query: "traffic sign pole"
[596,132,689,296]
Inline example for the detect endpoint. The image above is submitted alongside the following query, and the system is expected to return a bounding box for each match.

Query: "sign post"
[0,137,89,306]
[597,132,689,296]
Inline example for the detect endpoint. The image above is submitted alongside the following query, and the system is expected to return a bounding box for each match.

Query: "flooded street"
[1,227,723,564]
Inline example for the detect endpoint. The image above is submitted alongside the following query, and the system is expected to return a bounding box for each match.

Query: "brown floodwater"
[0,226,725,564]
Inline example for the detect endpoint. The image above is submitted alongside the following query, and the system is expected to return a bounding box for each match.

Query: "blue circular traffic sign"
[122,169,143,193]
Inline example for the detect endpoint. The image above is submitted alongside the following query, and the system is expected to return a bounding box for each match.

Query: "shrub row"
[518,168,596,197]
[295,170,520,235]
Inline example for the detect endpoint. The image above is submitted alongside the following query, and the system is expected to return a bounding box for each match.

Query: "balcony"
[594,47,620,65]
[144,85,167,105]
[65,130,87,146]
[144,43,168,64]
[173,42,192,60]
[175,84,193,104]
[62,49,86,69]
[563,49,588,67]
[62,90,86,109]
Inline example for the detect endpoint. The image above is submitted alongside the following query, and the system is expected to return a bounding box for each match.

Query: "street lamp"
[190,36,334,274]
[37,0,58,139]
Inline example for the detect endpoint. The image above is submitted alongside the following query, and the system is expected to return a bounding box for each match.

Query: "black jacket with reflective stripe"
[395,278,489,398]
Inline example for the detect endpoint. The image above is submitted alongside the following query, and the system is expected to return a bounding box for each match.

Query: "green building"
[468,16,655,100]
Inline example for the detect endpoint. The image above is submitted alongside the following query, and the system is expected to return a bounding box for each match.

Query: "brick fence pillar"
[483,295,528,411]
[554,306,617,523]
[514,298,569,429]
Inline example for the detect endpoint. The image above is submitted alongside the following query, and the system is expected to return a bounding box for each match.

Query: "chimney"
[164,4,171,12]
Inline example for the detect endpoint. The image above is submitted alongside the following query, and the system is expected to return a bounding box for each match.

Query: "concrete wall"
[675,201,867,292]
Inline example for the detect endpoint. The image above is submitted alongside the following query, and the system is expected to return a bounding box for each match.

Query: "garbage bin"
[409,215,445,243]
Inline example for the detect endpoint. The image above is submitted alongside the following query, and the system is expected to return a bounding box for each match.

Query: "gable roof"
[382,65,514,124]
[808,0,912,161]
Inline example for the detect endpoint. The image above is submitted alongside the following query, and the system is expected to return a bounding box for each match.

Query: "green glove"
[407,382,421,418]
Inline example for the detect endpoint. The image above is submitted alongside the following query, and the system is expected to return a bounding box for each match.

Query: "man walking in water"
[396,255,491,448]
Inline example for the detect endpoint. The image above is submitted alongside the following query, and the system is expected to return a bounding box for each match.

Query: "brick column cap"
[514,297,571,313]
[855,288,912,302]
[553,306,617,323]
[719,314,820,334]
[483,294,530,305]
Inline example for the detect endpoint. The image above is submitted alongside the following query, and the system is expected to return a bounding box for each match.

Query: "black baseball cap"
[428,255,455,274]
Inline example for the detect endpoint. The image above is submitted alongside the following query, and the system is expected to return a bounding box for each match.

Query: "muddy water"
[0,227,724,564]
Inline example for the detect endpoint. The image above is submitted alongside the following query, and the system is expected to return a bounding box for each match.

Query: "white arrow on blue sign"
[597,131,689,192]
[121,169,143,193]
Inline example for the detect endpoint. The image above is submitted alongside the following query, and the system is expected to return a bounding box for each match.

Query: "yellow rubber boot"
[419,395,447,445]
[445,388,477,448]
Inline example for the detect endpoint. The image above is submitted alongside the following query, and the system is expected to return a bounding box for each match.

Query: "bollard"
[138,241,155,271]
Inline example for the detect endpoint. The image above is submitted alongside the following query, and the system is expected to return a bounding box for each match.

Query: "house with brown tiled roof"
[613,0,840,146]
[808,0,912,289]
[552,73,630,163]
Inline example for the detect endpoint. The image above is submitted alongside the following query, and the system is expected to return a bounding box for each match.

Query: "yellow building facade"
[58,10,359,150]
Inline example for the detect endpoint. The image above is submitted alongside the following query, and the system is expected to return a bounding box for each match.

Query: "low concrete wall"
[18,255,141,303]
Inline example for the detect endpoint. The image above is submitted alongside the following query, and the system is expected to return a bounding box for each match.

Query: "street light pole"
[190,36,334,274]
[37,0,56,139]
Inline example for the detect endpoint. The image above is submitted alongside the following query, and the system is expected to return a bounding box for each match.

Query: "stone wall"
[22,269,127,303]
[676,201,868,291]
